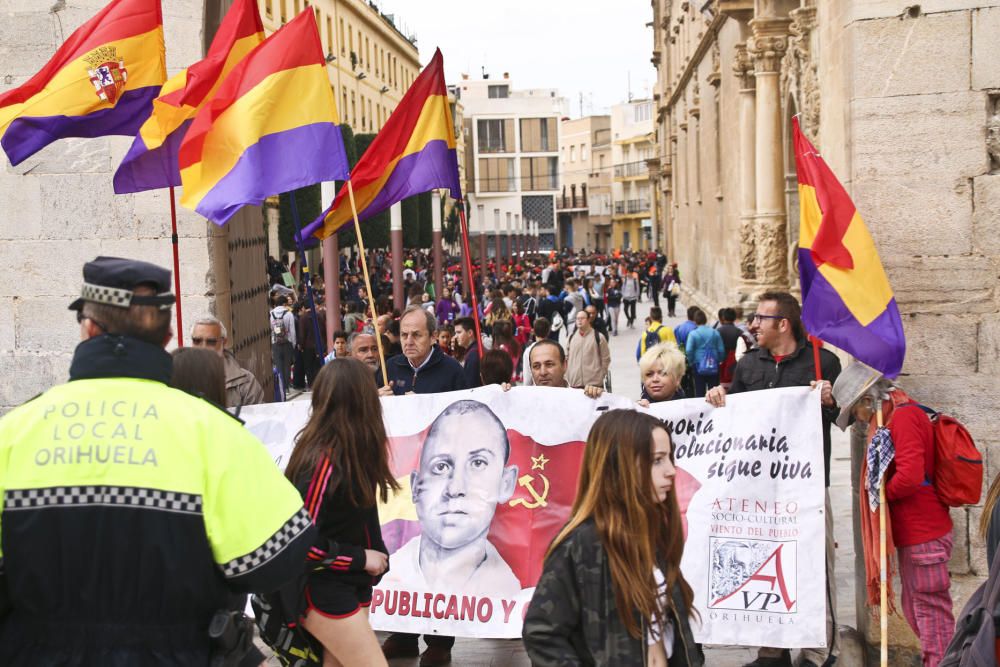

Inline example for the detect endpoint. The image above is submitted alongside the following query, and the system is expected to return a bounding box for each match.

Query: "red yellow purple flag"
[299,48,462,241]
[177,10,349,226]
[0,0,165,166]
[793,117,906,377]
[113,0,264,194]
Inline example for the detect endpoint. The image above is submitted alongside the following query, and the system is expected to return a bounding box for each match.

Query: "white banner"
[240,385,825,646]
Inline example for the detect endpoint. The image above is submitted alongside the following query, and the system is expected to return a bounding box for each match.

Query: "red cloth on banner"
[380,426,700,590]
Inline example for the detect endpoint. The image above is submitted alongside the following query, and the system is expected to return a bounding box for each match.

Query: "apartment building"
[610,99,655,250]
[457,74,568,254]
[557,115,612,252]
[258,0,420,133]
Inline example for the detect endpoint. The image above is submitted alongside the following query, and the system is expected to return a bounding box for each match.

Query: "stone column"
[320,181,341,345]
[390,202,404,309]
[493,208,502,267]
[734,42,758,294]
[476,204,487,287]
[748,16,791,290]
[431,191,444,299]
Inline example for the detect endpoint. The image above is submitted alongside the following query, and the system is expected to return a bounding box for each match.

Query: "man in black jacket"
[378,306,467,396]
[705,292,840,667]
[378,305,466,664]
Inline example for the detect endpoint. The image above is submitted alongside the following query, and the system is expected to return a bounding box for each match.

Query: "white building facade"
[457,74,568,253]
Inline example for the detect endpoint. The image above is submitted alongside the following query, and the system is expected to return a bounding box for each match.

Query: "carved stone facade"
[653,0,1000,660]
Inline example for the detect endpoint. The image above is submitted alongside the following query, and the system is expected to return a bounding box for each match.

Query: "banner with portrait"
[240,385,825,646]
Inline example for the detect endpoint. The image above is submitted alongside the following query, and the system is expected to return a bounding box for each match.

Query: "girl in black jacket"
[523,410,703,667]
[285,358,400,666]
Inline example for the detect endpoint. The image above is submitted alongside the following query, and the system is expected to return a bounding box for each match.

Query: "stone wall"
[0,0,219,413]
[843,2,1000,659]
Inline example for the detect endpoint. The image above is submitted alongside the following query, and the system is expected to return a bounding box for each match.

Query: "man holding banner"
[706,291,841,667]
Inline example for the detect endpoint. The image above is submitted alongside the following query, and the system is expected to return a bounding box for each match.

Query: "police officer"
[0,257,314,665]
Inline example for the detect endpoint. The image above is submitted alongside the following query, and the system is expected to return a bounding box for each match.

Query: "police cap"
[68,256,176,311]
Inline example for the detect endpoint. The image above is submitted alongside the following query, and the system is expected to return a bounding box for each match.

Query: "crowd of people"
[0,250,983,667]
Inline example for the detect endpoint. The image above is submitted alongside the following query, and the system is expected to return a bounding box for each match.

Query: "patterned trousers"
[897,534,955,667]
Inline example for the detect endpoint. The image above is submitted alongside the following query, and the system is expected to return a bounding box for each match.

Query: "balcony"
[613,160,649,180]
[613,199,650,216]
[557,193,588,211]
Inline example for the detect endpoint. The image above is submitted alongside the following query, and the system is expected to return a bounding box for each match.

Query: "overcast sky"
[379,0,657,118]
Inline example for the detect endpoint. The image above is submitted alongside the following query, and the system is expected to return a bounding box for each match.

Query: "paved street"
[265,297,859,666]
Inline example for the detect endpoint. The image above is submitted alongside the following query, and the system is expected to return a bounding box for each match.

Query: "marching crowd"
[0,249,989,667]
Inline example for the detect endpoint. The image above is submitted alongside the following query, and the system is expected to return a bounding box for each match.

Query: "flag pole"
[168,186,185,346]
[346,180,389,388]
[876,402,888,667]
[288,193,327,361]
[808,333,823,381]
[457,201,484,354]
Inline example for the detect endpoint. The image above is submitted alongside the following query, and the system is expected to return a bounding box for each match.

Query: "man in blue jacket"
[378,306,468,396]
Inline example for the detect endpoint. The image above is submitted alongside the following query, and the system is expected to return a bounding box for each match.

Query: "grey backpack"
[940,545,1000,666]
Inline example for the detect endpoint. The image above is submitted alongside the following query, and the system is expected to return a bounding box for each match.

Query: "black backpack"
[644,325,664,352]
[940,542,1000,666]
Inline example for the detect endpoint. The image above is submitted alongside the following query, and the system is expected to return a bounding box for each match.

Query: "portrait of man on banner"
[381,400,523,597]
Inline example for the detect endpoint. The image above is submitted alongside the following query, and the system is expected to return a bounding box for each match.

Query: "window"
[633,101,652,123]
[520,157,558,191]
[279,0,286,22]
[520,118,556,152]
[477,119,514,153]
[339,18,345,55]
[581,144,588,161]
[342,89,348,120]
[365,37,370,71]
[348,23,353,54]
[478,158,515,192]
[488,85,509,99]
[293,0,300,13]
[350,91,356,127]
[325,15,333,53]
[569,146,576,162]
[265,0,272,17]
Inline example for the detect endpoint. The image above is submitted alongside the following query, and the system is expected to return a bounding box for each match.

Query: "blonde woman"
[638,343,687,405]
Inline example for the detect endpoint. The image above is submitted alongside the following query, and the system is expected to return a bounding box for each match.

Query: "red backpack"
[905,403,983,507]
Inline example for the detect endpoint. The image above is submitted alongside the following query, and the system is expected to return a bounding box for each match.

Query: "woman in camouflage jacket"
[523,411,704,667]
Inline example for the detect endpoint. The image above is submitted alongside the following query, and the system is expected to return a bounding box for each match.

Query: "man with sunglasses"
[705,291,841,667]
[190,316,265,409]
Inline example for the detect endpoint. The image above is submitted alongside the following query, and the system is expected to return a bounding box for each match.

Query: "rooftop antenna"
[627,71,633,102]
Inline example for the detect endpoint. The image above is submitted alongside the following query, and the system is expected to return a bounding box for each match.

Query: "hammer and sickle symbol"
[510,473,550,509]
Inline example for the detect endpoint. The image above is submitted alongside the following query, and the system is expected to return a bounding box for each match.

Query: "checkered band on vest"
[221,507,312,579]
[5,486,203,514]
[80,282,135,308]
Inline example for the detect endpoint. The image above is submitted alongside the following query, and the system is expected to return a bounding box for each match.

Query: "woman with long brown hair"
[523,410,703,666]
[285,358,400,667]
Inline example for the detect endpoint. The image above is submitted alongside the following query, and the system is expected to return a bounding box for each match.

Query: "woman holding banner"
[638,343,688,405]
[283,359,400,667]
[523,410,704,666]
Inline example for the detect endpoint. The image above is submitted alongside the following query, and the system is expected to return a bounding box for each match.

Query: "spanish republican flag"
[113,0,264,194]
[0,0,165,166]
[300,48,462,241]
[178,11,349,225]
[793,117,906,377]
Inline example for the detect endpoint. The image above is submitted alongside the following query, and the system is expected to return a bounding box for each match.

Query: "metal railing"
[613,199,650,215]
[614,161,649,178]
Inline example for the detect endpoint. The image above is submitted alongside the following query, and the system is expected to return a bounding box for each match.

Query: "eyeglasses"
[191,337,220,346]
[750,313,786,323]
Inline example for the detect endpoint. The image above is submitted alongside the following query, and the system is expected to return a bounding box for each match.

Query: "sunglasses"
[191,337,221,346]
